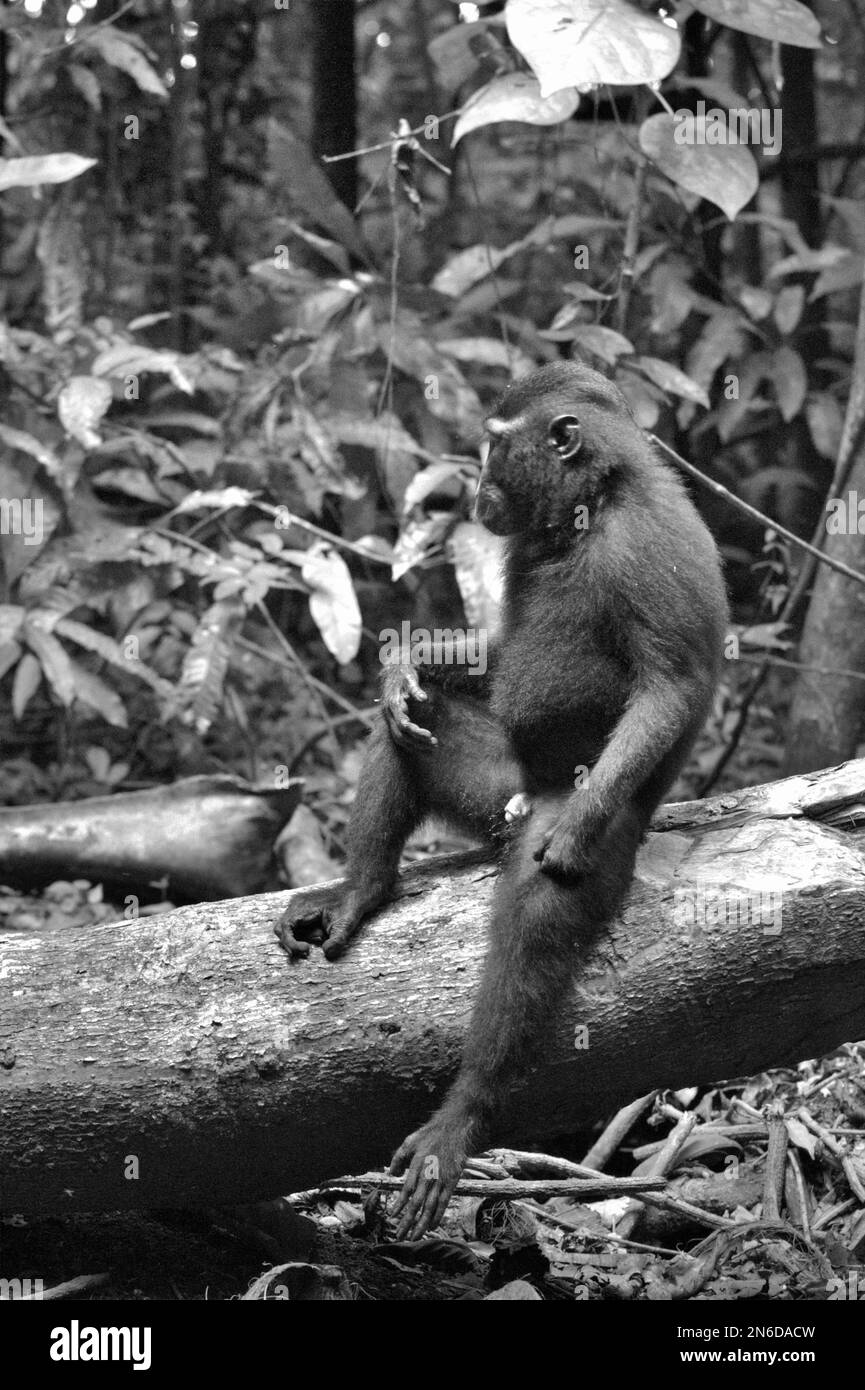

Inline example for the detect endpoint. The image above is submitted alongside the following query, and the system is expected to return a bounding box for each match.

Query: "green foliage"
[0,0,861,797]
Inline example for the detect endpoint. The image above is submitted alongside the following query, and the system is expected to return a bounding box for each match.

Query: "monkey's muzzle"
[474,481,516,536]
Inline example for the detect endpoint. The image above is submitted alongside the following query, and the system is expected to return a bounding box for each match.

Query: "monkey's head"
[474,361,645,537]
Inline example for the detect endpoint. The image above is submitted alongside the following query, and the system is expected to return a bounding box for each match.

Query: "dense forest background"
[2,0,865,880]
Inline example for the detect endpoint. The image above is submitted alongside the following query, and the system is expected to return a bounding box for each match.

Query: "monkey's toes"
[274,919,311,958]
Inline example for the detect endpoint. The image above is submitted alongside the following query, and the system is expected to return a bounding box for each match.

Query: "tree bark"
[3,760,865,1214]
[784,273,865,773]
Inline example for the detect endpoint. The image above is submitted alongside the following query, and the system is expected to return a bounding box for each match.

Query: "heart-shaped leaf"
[639,113,758,220]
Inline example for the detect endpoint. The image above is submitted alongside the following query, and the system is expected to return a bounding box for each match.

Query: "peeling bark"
[2,760,865,1214]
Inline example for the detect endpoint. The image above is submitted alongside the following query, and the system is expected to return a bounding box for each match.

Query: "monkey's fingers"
[273,919,312,958]
[321,913,363,960]
[401,667,427,703]
[390,1159,441,1241]
[389,1129,461,1239]
[274,897,335,958]
[396,718,439,749]
[383,701,438,750]
[538,850,590,885]
[396,1179,446,1242]
[388,1132,420,1189]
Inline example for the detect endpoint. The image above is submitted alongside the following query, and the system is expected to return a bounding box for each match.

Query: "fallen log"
[0,775,303,902]
[2,759,865,1214]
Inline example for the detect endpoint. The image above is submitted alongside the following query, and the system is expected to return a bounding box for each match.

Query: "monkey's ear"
[548,414,582,461]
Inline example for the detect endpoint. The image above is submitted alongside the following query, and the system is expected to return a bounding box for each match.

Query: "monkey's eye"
[548,414,582,461]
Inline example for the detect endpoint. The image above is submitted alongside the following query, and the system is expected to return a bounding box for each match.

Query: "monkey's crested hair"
[496,360,629,421]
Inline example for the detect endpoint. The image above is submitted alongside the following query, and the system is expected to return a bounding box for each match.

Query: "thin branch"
[237,637,365,721]
[615,107,649,333]
[582,1091,659,1171]
[321,109,464,164]
[652,436,865,590]
[288,706,378,775]
[737,652,865,683]
[253,503,393,566]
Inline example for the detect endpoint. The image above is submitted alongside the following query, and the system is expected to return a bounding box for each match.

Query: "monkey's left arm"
[533,675,701,880]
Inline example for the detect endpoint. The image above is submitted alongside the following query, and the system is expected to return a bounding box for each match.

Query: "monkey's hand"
[533,819,598,882]
[381,661,438,750]
[388,1113,469,1240]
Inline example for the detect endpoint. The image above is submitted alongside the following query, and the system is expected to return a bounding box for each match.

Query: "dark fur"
[276,361,728,1238]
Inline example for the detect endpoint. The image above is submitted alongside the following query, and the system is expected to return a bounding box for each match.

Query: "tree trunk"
[784,276,865,773]
[3,760,865,1214]
[310,0,357,209]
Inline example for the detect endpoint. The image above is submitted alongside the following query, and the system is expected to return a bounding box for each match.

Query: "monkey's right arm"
[381,640,494,750]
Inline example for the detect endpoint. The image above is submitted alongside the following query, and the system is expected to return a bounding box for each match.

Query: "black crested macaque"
[276,361,728,1239]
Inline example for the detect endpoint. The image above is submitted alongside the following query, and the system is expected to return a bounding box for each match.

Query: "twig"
[581,1091,659,1171]
[343,1163,732,1231]
[375,160,402,425]
[798,1107,865,1204]
[487,1148,601,1180]
[737,652,865,683]
[617,1109,696,1239]
[254,502,394,566]
[341,1173,668,1199]
[731,1096,765,1120]
[762,1103,788,1222]
[495,1143,739,1234]
[615,104,648,334]
[261,608,341,760]
[848,1205,865,1251]
[624,1190,735,1231]
[653,436,865,590]
[288,706,378,774]
[320,108,464,163]
[632,1123,767,1160]
[800,1067,846,1098]
[237,636,366,720]
[785,1150,812,1241]
[811,1197,856,1232]
[518,1199,678,1256]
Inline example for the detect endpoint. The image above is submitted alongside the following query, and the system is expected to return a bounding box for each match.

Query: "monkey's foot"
[274,894,328,959]
[275,884,386,961]
[504,792,533,824]
[389,1114,469,1241]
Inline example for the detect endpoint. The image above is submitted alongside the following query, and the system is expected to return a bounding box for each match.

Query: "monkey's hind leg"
[275,691,525,961]
[389,797,644,1239]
